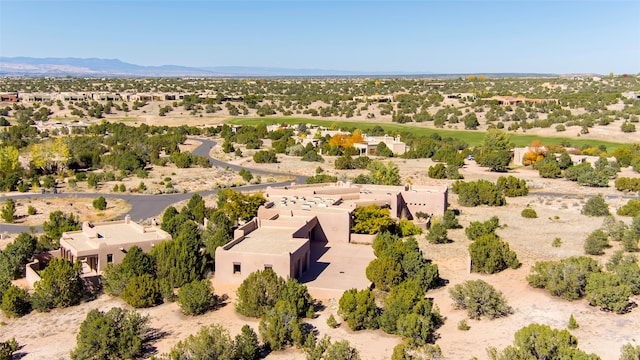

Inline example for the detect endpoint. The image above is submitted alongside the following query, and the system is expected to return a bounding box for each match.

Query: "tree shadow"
[141,328,171,357]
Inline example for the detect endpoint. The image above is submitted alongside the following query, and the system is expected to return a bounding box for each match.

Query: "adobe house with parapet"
[215,181,448,287]
[58,215,171,275]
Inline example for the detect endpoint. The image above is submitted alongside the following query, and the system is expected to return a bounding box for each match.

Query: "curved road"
[0,138,307,234]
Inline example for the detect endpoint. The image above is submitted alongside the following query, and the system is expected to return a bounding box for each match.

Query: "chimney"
[125,215,131,224]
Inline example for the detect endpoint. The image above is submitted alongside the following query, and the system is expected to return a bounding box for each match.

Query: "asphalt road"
[0,137,307,234]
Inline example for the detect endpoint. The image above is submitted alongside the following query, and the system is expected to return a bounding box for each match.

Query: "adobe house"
[215,182,447,286]
[58,215,171,275]
[353,134,409,156]
[0,92,18,102]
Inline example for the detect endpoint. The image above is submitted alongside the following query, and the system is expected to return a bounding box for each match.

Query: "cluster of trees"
[352,161,401,186]
[235,268,314,352]
[528,253,640,313]
[427,163,463,180]
[585,215,640,254]
[339,232,442,352]
[451,175,528,207]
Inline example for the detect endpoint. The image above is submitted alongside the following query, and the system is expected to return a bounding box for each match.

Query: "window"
[107,254,113,263]
[264,264,273,270]
[233,263,241,274]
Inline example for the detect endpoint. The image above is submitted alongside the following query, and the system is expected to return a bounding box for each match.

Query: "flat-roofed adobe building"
[215,182,447,288]
[59,215,171,275]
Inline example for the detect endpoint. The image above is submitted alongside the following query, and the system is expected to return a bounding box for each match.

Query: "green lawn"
[226,117,629,151]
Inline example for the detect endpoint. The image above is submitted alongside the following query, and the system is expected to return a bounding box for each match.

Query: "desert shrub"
[236,268,312,319]
[617,198,640,217]
[527,256,601,300]
[606,252,640,295]
[581,194,610,216]
[338,288,379,330]
[521,207,537,218]
[92,196,107,210]
[602,216,628,241]
[70,307,149,360]
[379,279,443,342]
[306,335,361,360]
[469,234,519,274]
[234,325,260,360]
[441,209,461,229]
[487,323,600,360]
[306,174,338,184]
[622,229,640,252]
[449,279,513,319]
[457,320,470,331]
[452,180,505,207]
[0,338,18,360]
[27,205,36,215]
[428,163,446,179]
[177,279,217,315]
[465,216,501,241]
[584,229,610,255]
[165,324,235,360]
[585,272,632,313]
[351,205,395,235]
[426,222,448,244]
[326,313,339,328]
[567,314,579,329]
[497,176,529,197]
[398,219,422,236]
[32,258,83,312]
[0,232,37,280]
[259,300,305,351]
[615,177,640,192]
[538,160,562,178]
[1,285,31,318]
[620,343,640,360]
[1,198,16,223]
[253,150,278,163]
[121,274,161,308]
[552,237,562,247]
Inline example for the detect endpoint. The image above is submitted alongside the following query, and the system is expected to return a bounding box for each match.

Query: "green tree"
[152,221,204,288]
[465,216,501,241]
[0,338,18,360]
[0,232,37,280]
[379,280,442,337]
[32,258,83,312]
[567,314,579,329]
[351,204,395,234]
[398,219,422,236]
[367,161,401,185]
[496,175,529,197]
[121,274,161,308]
[441,209,461,229]
[469,234,520,274]
[366,256,403,291]
[527,256,601,300]
[92,196,107,210]
[338,288,379,330]
[618,199,640,217]
[70,307,149,360]
[376,142,393,157]
[585,272,631,313]
[449,280,512,319]
[584,229,610,255]
[234,324,260,360]
[582,194,610,216]
[217,188,266,224]
[184,193,207,224]
[39,211,80,250]
[163,324,235,360]
[487,323,600,360]
[426,222,449,244]
[259,299,304,351]
[0,198,16,223]
[1,285,31,318]
[102,245,155,296]
[177,279,217,315]
[620,343,640,360]
[428,163,446,179]
[452,180,505,207]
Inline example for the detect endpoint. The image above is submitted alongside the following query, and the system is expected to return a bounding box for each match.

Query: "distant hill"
[0,57,559,78]
[0,57,412,77]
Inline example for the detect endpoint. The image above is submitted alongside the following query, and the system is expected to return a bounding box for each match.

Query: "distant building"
[0,92,18,102]
[354,134,408,156]
[483,95,559,106]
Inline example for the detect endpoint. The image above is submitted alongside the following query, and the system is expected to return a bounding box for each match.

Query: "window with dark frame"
[233,263,241,274]
[107,254,113,263]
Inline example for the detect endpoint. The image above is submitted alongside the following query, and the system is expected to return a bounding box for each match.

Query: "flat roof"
[226,226,308,255]
[62,223,169,253]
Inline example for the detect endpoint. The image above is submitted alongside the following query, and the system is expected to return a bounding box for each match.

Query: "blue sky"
[1,0,639,74]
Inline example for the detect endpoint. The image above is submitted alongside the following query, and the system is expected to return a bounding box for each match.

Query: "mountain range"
[0,57,421,77]
[0,57,560,78]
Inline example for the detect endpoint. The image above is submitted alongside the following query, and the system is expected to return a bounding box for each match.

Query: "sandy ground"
[2,159,639,359]
[2,136,640,358]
